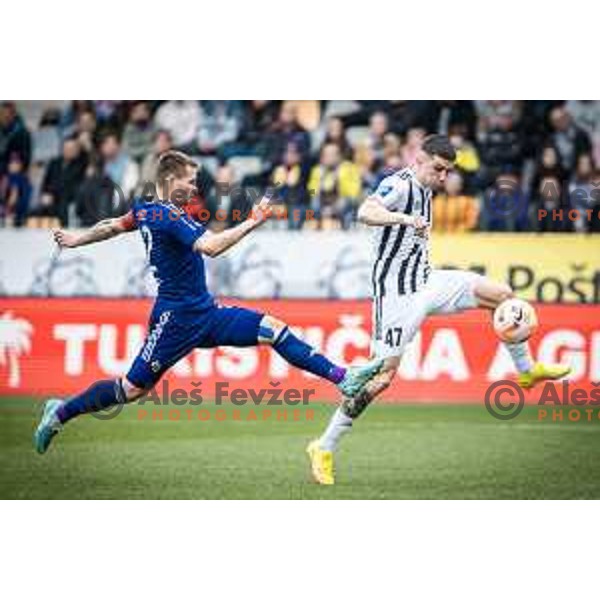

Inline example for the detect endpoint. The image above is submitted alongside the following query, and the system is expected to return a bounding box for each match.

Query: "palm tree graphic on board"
[0,312,34,388]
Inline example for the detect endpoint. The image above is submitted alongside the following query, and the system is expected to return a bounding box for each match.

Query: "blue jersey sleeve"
[164,209,207,248]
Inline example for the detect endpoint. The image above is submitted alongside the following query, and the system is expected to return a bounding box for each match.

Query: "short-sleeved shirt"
[129,200,214,310]
[122,200,265,390]
[370,168,433,299]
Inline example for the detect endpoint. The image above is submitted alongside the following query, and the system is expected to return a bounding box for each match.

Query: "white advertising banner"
[0,230,375,298]
[1,230,598,301]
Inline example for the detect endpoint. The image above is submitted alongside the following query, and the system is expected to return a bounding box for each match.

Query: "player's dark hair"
[156,150,198,182]
[422,134,456,162]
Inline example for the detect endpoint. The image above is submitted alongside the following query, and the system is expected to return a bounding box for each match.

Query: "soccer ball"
[493,298,538,343]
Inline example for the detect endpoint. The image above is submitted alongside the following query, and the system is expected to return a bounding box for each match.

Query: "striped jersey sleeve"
[371,172,411,212]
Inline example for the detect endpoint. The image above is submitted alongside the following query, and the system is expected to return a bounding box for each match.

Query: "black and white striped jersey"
[370,168,432,300]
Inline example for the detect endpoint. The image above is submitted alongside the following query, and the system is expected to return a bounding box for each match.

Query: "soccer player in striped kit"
[307,134,571,485]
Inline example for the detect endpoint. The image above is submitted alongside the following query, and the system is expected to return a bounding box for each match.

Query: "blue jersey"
[132,200,214,310]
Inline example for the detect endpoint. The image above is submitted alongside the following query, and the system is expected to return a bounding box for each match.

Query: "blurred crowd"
[1,100,599,233]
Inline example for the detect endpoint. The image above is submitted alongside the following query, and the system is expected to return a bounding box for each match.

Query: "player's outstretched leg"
[307,356,399,485]
[34,378,145,454]
[259,315,383,397]
[473,279,571,388]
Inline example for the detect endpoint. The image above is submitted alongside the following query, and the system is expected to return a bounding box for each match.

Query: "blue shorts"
[126,302,264,389]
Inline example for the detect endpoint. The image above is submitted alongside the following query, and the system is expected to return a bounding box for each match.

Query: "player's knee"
[258,315,287,345]
[475,278,514,306]
[121,377,147,402]
[494,283,514,305]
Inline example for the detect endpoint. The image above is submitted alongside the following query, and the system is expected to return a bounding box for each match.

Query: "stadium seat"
[323,100,361,119]
[228,156,263,181]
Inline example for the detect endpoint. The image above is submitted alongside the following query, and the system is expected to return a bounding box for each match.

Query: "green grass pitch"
[1,397,600,499]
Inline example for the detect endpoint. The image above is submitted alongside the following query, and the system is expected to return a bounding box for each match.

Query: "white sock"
[319,407,353,451]
[504,341,534,373]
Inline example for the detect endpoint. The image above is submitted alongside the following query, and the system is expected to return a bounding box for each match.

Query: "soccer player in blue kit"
[34,151,382,453]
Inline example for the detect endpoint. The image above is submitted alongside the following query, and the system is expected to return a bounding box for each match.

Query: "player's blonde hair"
[156,150,198,183]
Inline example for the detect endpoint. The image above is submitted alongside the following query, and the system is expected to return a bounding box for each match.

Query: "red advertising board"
[0,298,598,401]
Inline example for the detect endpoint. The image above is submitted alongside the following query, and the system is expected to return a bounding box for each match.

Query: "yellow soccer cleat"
[517,362,572,389]
[306,440,335,485]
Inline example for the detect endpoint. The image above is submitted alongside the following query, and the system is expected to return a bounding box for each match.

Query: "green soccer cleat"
[34,399,64,454]
[337,359,383,398]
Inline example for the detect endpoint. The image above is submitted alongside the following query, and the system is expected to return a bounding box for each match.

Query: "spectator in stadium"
[535,173,569,232]
[476,100,525,186]
[31,136,87,227]
[75,159,117,226]
[0,102,31,178]
[568,153,597,233]
[476,101,522,132]
[322,117,352,159]
[368,110,389,164]
[60,101,94,136]
[72,110,98,156]
[432,171,479,233]
[32,108,62,165]
[400,127,426,167]
[139,130,173,195]
[271,142,309,229]
[382,152,403,175]
[547,105,592,173]
[449,125,481,192]
[481,171,529,232]
[374,133,403,180]
[265,102,311,168]
[565,101,600,163]
[521,101,562,160]
[153,100,200,151]
[99,132,139,201]
[93,101,125,129]
[293,101,322,132]
[386,101,426,134]
[429,101,477,140]
[307,142,361,230]
[223,101,280,161]
[353,140,378,193]
[210,162,250,230]
[122,101,155,165]
[197,101,244,157]
[1,154,32,227]
[240,101,280,142]
[383,133,401,165]
[531,144,566,198]
[529,145,569,232]
[6,99,599,236]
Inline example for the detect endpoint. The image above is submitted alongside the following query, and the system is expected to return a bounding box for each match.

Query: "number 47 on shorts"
[385,327,403,347]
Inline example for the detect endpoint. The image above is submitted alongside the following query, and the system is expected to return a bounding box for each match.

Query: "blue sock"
[57,379,126,424]
[273,328,346,383]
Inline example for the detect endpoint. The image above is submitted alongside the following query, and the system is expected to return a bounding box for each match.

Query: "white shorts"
[371,269,485,359]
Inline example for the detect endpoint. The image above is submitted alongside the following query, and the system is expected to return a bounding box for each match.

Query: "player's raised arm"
[53,211,136,249]
[194,194,271,258]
